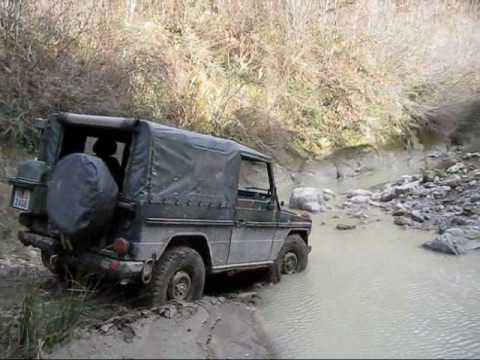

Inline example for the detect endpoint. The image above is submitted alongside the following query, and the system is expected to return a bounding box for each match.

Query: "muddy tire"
[148,246,206,305]
[277,234,309,275]
[40,250,79,287]
[41,250,67,276]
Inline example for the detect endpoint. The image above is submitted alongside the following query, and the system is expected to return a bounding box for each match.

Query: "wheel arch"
[165,233,213,272]
[287,229,309,245]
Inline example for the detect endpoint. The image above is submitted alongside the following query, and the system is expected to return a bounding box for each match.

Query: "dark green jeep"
[9,112,311,303]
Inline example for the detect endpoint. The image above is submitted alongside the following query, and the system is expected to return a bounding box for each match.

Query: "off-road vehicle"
[9,112,312,303]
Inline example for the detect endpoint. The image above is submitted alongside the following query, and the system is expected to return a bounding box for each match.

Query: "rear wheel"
[147,246,206,305]
[277,234,309,275]
[40,250,79,287]
[41,250,65,276]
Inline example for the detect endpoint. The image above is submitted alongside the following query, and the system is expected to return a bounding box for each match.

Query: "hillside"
[1,0,480,158]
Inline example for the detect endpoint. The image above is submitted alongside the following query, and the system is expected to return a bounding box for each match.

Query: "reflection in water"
[262,149,480,359]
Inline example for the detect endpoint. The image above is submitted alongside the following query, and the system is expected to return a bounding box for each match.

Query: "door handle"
[237,219,246,226]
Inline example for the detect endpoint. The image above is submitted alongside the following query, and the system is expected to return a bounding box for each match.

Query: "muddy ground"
[0,259,275,359]
[48,295,272,359]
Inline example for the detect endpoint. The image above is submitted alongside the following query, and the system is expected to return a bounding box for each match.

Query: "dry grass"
[1,286,87,359]
[1,0,479,157]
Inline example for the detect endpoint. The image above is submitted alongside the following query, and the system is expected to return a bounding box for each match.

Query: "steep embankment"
[1,0,480,159]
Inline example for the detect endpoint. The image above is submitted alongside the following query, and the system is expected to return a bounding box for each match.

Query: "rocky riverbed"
[289,146,480,255]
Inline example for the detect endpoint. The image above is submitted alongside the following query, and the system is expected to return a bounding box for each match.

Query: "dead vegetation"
[0,0,479,156]
[1,285,87,359]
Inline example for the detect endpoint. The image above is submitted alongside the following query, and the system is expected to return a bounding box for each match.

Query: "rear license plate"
[12,188,31,210]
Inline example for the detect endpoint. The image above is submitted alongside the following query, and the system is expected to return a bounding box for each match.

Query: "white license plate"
[12,188,31,210]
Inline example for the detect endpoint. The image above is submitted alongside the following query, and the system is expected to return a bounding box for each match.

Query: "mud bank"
[0,257,274,359]
[47,295,273,359]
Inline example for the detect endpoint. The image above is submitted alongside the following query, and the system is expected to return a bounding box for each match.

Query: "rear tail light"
[113,237,129,255]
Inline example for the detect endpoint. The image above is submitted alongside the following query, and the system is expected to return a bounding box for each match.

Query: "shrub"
[1,0,479,157]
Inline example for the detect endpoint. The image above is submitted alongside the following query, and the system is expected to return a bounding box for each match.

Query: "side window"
[193,149,226,196]
[238,159,271,199]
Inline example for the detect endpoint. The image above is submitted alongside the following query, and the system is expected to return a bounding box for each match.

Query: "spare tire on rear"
[47,153,119,242]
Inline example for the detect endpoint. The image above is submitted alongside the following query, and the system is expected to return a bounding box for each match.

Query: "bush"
[1,0,479,156]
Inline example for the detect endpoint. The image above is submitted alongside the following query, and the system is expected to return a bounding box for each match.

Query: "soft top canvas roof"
[53,112,270,162]
[143,121,271,162]
[129,120,271,204]
[45,113,271,211]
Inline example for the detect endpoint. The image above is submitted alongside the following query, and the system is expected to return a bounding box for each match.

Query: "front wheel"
[277,234,309,275]
[147,246,206,305]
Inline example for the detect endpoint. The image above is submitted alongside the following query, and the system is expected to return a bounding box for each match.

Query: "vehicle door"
[228,157,277,264]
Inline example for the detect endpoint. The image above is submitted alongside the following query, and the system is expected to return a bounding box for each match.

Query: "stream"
[261,148,480,358]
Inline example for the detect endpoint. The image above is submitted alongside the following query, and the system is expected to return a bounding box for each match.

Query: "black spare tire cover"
[47,153,119,239]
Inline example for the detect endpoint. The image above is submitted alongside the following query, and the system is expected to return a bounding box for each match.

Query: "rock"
[428,151,442,159]
[368,200,388,209]
[349,195,371,204]
[469,194,480,202]
[236,291,259,304]
[351,210,368,220]
[400,175,420,184]
[379,188,397,202]
[393,216,410,226]
[423,226,480,255]
[450,217,470,226]
[462,152,480,160]
[432,186,451,199]
[346,189,372,198]
[100,323,114,333]
[392,204,409,216]
[322,189,336,201]
[155,304,177,319]
[421,170,436,183]
[289,187,325,213]
[441,175,462,187]
[393,181,421,196]
[408,210,425,223]
[447,162,466,174]
[336,223,356,230]
[471,169,480,178]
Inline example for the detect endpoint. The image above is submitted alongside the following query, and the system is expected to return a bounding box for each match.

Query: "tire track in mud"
[46,295,272,359]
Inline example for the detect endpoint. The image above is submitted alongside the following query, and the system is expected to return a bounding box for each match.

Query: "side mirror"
[280,200,285,207]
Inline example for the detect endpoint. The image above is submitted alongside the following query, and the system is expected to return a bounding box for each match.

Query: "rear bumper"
[19,230,57,252]
[63,252,144,283]
[19,231,144,283]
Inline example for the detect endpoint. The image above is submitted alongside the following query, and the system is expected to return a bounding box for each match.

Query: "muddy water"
[261,149,480,359]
